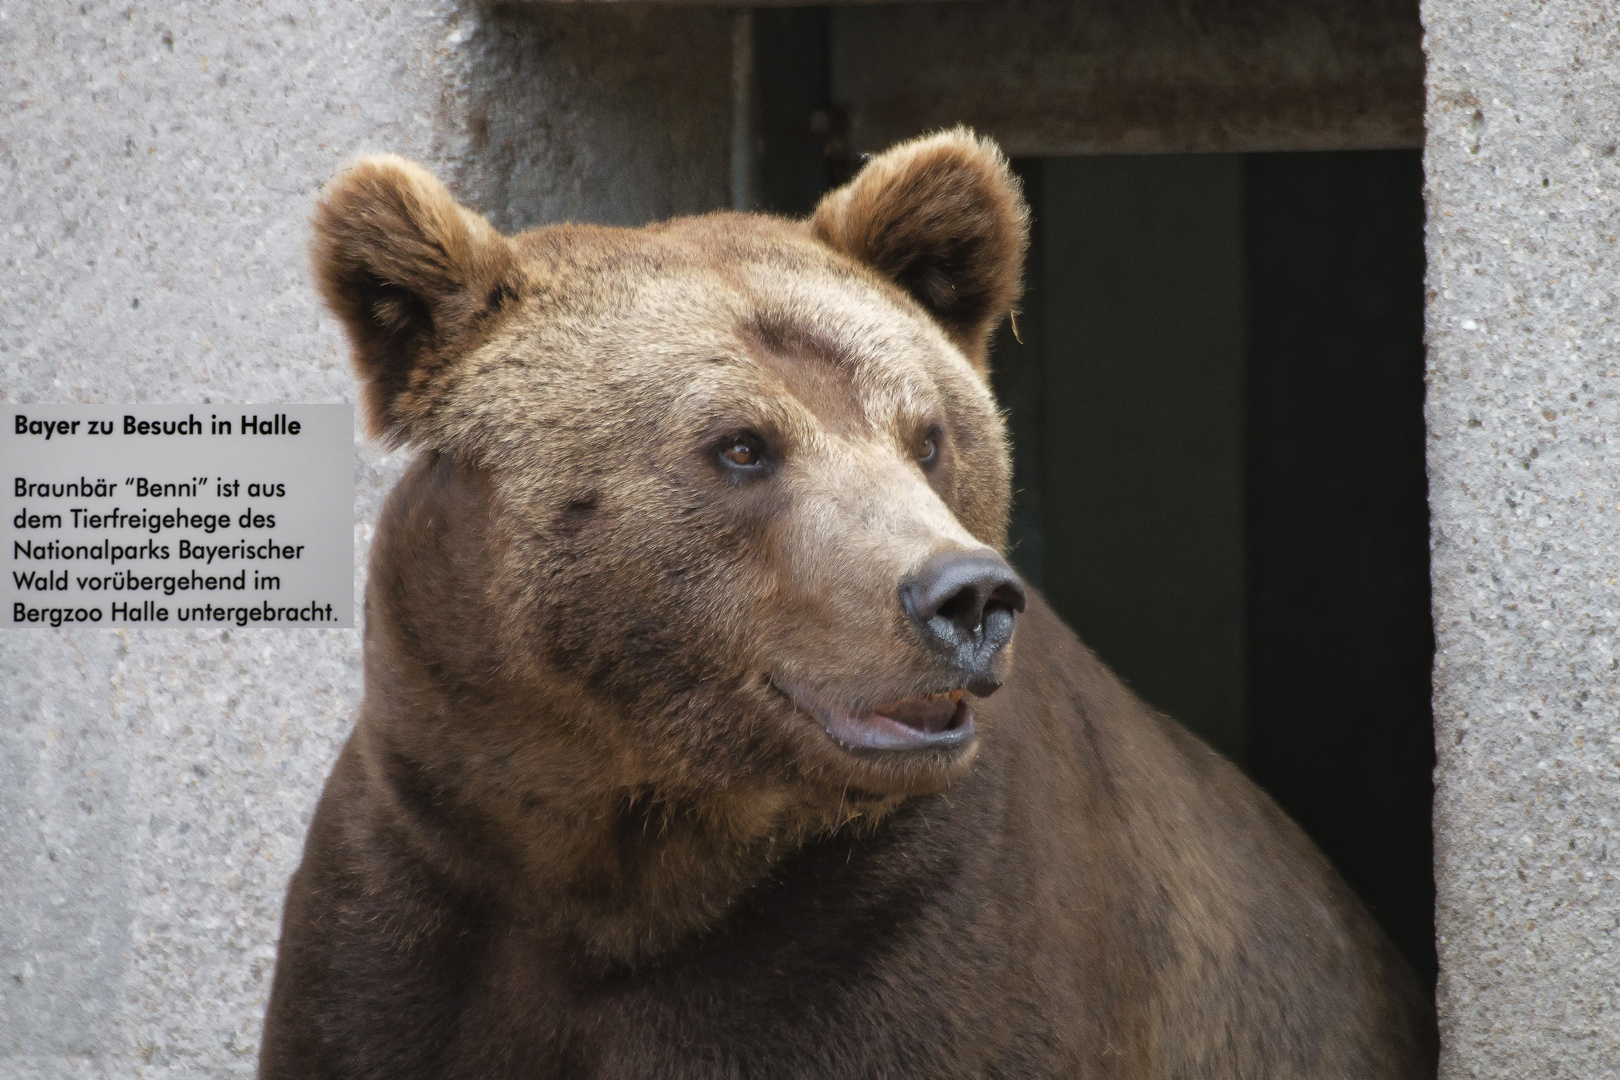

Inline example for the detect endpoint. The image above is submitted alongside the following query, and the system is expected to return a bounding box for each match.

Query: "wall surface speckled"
[1424,0,1620,1074]
[0,1,731,1074]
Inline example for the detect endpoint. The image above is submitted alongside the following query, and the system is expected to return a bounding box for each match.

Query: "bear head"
[312,129,1031,959]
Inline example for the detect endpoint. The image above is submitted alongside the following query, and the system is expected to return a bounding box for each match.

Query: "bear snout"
[900,548,1026,696]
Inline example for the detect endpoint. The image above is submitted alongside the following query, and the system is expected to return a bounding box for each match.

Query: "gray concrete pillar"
[0,2,732,1073]
[1425,0,1620,1072]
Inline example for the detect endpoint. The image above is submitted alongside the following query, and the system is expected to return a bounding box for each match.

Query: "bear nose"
[901,549,1027,694]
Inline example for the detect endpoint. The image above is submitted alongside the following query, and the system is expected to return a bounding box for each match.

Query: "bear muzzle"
[771,549,1025,755]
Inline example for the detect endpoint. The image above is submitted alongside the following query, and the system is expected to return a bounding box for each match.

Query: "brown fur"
[812,129,1029,372]
[260,130,1436,1079]
[310,153,522,440]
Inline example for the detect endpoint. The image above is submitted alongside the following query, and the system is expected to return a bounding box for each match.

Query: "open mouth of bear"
[772,680,975,752]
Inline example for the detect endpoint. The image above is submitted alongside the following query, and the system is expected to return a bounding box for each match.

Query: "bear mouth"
[771,679,975,752]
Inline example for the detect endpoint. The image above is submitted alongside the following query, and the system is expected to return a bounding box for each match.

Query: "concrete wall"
[1424,0,1620,1074]
[0,2,732,1075]
[832,0,1424,156]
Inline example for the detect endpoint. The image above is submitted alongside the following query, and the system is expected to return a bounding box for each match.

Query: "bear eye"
[917,426,943,468]
[718,433,767,472]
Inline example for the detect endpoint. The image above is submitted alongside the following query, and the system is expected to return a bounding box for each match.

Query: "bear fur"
[259,129,1437,1079]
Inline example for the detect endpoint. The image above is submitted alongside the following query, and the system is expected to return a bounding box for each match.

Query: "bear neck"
[353,681,890,967]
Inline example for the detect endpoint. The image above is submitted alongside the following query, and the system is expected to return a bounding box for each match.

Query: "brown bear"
[259,129,1436,1079]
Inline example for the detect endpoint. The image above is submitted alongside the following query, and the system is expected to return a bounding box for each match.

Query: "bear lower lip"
[773,680,975,752]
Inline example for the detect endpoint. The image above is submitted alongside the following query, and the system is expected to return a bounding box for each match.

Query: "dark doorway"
[1240,150,1434,989]
[997,151,1435,990]
[750,25,1435,992]
[1008,156,1248,759]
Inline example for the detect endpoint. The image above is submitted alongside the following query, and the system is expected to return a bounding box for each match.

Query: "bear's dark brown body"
[263,589,1433,1079]
[260,132,1435,1078]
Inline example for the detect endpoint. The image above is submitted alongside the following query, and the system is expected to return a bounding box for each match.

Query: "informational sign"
[4,404,353,628]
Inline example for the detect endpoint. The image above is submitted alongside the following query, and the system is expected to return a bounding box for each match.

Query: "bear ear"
[311,154,519,441]
[810,128,1029,375]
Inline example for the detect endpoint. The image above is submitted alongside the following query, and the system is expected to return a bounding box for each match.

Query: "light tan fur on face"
[305,137,1027,961]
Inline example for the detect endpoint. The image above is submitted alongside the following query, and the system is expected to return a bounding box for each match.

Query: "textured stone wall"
[1425,0,1620,1074]
[0,3,731,1075]
[832,0,1424,156]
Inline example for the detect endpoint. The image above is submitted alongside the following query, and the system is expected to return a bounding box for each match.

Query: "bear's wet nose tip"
[902,549,1026,685]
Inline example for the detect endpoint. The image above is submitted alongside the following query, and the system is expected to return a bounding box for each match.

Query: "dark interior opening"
[753,16,1436,993]
[995,152,1435,990]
